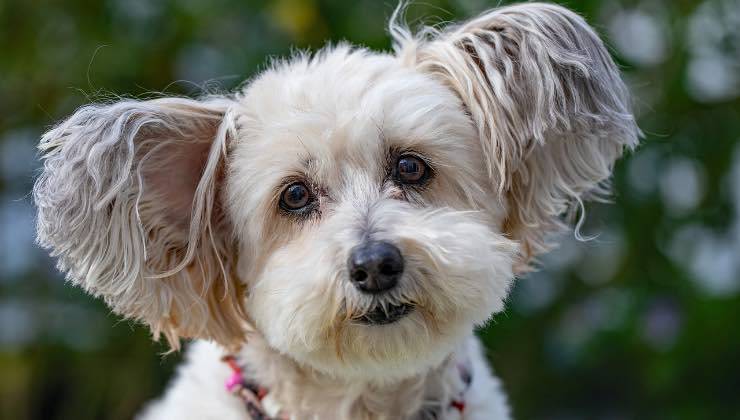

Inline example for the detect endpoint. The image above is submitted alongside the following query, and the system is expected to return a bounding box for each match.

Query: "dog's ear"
[394,3,640,266]
[34,97,247,350]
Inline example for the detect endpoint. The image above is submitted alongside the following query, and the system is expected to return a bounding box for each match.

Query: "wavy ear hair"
[393,3,640,266]
[34,97,247,350]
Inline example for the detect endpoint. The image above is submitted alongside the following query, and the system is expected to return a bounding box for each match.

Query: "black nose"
[348,241,404,294]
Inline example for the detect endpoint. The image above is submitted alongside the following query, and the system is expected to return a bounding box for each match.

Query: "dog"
[33,2,639,419]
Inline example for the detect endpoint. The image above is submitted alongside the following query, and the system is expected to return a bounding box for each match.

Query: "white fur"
[34,3,638,419]
[138,335,508,420]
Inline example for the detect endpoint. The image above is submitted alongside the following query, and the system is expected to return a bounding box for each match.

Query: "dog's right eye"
[395,155,431,185]
[280,182,312,211]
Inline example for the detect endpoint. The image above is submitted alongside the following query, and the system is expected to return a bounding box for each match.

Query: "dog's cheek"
[246,240,345,355]
[392,214,518,327]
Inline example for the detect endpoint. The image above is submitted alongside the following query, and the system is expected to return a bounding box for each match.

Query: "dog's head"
[34,3,638,381]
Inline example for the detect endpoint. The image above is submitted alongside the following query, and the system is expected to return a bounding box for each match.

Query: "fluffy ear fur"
[34,97,247,350]
[393,2,640,265]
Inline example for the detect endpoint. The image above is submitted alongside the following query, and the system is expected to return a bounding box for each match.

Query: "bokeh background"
[1,0,739,418]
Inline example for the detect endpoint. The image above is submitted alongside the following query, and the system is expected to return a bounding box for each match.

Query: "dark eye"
[396,155,429,184]
[280,182,311,210]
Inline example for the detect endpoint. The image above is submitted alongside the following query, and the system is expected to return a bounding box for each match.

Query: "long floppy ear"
[394,3,640,266]
[34,97,246,350]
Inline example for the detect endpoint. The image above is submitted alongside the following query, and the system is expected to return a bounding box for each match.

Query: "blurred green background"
[1,0,739,419]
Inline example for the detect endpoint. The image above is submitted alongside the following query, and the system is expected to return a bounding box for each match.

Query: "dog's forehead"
[231,46,473,185]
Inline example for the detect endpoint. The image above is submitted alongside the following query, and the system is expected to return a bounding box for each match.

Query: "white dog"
[33,3,638,419]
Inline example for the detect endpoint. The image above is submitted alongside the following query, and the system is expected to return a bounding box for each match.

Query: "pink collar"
[223,355,471,418]
[223,355,287,420]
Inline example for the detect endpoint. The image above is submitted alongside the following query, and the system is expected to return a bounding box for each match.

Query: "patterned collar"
[222,355,471,419]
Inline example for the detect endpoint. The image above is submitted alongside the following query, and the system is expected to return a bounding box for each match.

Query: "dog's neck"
[236,334,466,419]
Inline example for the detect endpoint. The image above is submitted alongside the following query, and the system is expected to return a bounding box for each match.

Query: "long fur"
[34,3,638,419]
[34,97,247,350]
[392,2,640,263]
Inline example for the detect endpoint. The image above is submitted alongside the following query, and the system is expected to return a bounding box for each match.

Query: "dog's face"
[230,50,516,379]
[34,4,638,382]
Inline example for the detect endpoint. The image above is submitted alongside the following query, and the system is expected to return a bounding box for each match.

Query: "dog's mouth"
[356,303,414,325]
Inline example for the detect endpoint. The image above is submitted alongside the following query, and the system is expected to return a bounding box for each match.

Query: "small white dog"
[34,3,639,419]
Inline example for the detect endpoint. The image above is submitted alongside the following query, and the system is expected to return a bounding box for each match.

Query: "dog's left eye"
[280,182,312,210]
[395,155,430,185]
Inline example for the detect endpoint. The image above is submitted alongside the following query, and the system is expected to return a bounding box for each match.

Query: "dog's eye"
[396,155,429,184]
[280,182,311,210]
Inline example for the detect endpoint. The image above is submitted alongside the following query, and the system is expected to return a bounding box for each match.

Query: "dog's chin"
[273,304,481,383]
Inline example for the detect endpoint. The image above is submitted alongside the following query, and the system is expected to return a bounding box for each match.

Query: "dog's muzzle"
[348,240,414,325]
